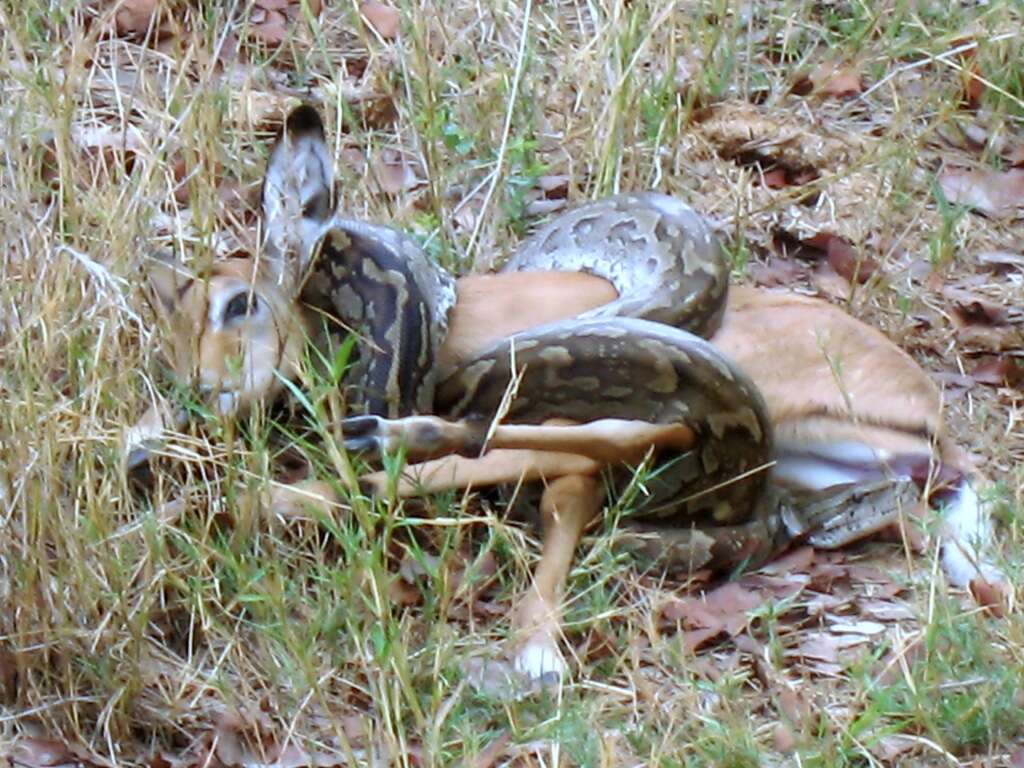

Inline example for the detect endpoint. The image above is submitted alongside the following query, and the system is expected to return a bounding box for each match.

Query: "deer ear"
[261,104,335,288]
[145,252,194,314]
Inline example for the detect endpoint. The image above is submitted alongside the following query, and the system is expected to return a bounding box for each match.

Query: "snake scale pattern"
[300,157,782,532]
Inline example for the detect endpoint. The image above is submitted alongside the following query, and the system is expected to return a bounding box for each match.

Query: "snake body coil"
[305,192,784,535]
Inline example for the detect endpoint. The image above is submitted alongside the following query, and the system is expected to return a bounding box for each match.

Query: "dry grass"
[1,1,1023,766]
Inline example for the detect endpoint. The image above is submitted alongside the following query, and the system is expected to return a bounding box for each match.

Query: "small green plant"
[869,604,1024,752]
[929,177,968,266]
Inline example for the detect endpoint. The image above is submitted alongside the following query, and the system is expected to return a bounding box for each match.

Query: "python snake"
[298,183,912,572]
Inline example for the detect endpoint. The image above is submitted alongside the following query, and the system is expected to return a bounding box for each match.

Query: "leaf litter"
[940,166,1024,219]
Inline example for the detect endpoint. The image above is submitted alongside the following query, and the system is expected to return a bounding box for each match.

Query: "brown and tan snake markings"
[130,104,1008,683]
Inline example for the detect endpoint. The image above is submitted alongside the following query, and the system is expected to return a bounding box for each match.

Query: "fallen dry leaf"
[452,192,485,232]
[755,163,818,190]
[802,232,877,283]
[977,250,1024,274]
[243,0,323,47]
[388,577,423,607]
[959,325,1023,352]
[792,632,840,663]
[773,230,873,287]
[844,563,895,584]
[372,149,425,194]
[154,33,184,58]
[810,62,864,98]
[943,285,1010,326]
[662,595,719,629]
[522,174,572,216]
[937,117,988,152]
[954,40,985,109]
[249,7,289,45]
[681,626,726,652]
[873,734,921,762]
[804,592,851,616]
[732,632,765,656]
[740,572,808,600]
[828,619,886,636]
[793,61,863,98]
[579,626,619,664]
[749,256,808,287]
[970,577,1008,617]
[361,2,400,40]
[360,95,400,129]
[940,166,1024,218]
[536,174,570,197]
[710,585,763,631]
[825,236,877,284]
[970,357,1024,387]
[760,545,814,575]
[450,549,498,595]
[339,146,368,175]
[940,288,1024,354]
[857,599,917,622]
[702,582,765,622]
[662,582,769,651]
[806,559,851,592]
[762,167,789,188]
[471,732,511,768]
[773,722,797,752]
[114,0,161,37]
[212,707,286,767]
[774,684,806,726]
[142,750,175,768]
[10,738,76,768]
[962,60,985,109]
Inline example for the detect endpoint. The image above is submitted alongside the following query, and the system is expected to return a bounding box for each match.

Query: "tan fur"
[717,286,943,448]
[362,448,603,496]
[435,276,949,459]
[157,263,946,463]
[153,259,308,416]
[513,473,604,678]
[149,263,955,471]
[438,272,619,372]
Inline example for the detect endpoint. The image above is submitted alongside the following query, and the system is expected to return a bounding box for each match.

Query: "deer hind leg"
[359,449,602,496]
[513,473,605,682]
[342,413,694,464]
[354,415,695,497]
[932,438,1007,599]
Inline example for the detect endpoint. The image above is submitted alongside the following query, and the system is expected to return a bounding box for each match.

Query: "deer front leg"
[513,473,605,682]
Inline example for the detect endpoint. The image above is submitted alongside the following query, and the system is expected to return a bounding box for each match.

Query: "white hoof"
[514,634,567,683]
[943,545,1006,589]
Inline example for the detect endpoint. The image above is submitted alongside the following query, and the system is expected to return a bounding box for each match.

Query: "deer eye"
[223,291,260,322]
